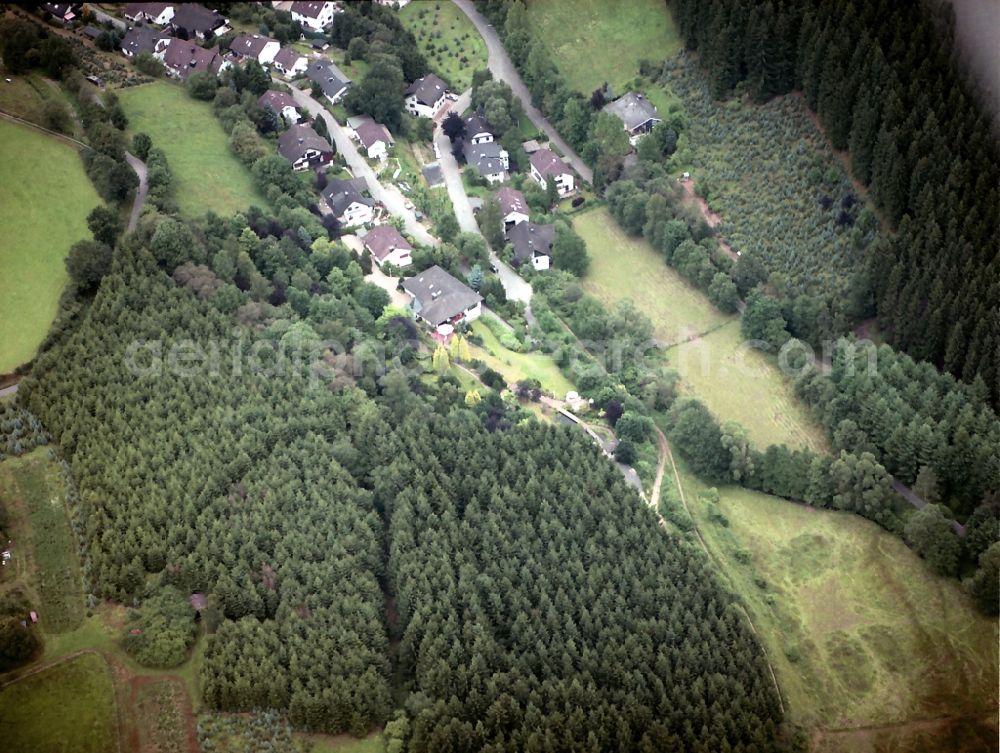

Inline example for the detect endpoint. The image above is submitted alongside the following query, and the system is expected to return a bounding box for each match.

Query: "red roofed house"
[362,225,413,269]
[229,33,280,66]
[495,186,529,229]
[529,147,575,197]
[273,46,308,79]
[258,90,301,124]
[155,37,227,81]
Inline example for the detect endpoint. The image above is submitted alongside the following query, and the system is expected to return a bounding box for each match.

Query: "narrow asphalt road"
[453,0,593,185]
[0,383,19,398]
[891,479,965,535]
[283,82,439,247]
[124,151,147,233]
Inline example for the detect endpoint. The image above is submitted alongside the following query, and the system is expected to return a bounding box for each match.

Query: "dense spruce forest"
[669,0,1000,405]
[17,215,789,748]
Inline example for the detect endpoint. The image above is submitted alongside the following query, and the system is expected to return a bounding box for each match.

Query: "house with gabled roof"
[306,59,352,103]
[290,1,339,31]
[169,4,229,40]
[155,37,227,80]
[323,178,375,228]
[229,34,280,66]
[495,186,529,228]
[273,47,308,79]
[464,112,493,145]
[351,117,394,161]
[464,140,508,184]
[258,90,300,124]
[121,25,170,58]
[362,225,413,268]
[277,123,333,170]
[404,74,447,119]
[529,148,575,196]
[124,2,174,25]
[507,221,554,271]
[403,265,482,327]
[603,91,662,144]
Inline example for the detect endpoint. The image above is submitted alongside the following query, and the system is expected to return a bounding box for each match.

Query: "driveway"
[282,82,439,247]
[124,151,147,232]
[453,0,593,185]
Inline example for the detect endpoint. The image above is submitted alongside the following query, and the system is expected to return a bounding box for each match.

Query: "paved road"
[283,82,439,247]
[453,0,593,185]
[433,89,478,234]
[124,151,147,232]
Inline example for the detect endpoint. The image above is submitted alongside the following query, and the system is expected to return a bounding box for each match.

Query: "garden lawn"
[400,1,488,92]
[0,120,100,374]
[670,462,999,753]
[525,0,680,93]
[668,321,828,452]
[573,208,730,346]
[0,653,119,753]
[0,449,84,632]
[469,320,575,398]
[117,82,268,217]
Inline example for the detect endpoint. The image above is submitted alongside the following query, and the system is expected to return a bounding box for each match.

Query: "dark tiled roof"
[362,225,412,262]
[170,4,225,35]
[602,91,661,132]
[402,265,482,326]
[124,2,171,20]
[322,178,373,216]
[273,47,305,70]
[305,59,352,99]
[355,119,392,149]
[291,0,329,19]
[464,140,506,177]
[404,74,447,107]
[160,38,223,79]
[506,222,555,265]
[229,33,276,58]
[464,112,492,137]
[495,187,527,217]
[258,90,298,113]
[277,123,332,162]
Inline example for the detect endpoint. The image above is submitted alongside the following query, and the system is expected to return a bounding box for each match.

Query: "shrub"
[122,586,197,669]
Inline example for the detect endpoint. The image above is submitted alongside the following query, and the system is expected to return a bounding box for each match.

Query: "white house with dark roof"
[507,222,554,271]
[277,123,333,170]
[464,112,493,145]
[495,186,529,228]
[529,148,575,196]
[351,118,394,161]
[362,225,413,268]
[603,92,662,144]
[323,178,375,227]
[404,74,447,119]
[120,26,169,57]
[306,59,352,103]
[155,38,228,80]
[229,34,280,66]
[169,3,229,39]
[124,2,174,25]
[273,47,308,79]
[290,0,338,31]
[403,265,482,327]
[464,140,508,184]
[258,90,300,124]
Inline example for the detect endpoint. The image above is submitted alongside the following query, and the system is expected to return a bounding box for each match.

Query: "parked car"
[489,263,499,274]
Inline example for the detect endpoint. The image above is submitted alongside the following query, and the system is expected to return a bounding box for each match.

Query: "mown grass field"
[573,208,731,346]
[469,319,576,398]
[117,82,268,217]
[668,321,828,452]
[0,121,100,374]
[399,1,487,92]
[525,0,680,93]
[0,652,119,753]
[669,461,999,752]
[0,449,84,632]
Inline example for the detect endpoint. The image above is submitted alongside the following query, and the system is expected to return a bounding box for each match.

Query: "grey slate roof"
[362,225,412,262]
[464,140,505,177]
[305,59,352,99]
[170,4,226,36]
[404,73,447,107]
[402,265,482,326]
[507,222,555,266]
[322,178,374,216]
[464,112,492,138]
[273,46,305,70]
[121,26,170,56]
[229,33,275,59]
[602,92,661,132]
[258,90,298,114]
[277,123,332,162]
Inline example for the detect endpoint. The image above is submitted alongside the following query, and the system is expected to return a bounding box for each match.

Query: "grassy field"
[525,0,680,93]
[573,208,731,346]
[400,1,488,92]
[0,450,84,634]
[0,74,81,139]
[0,652,119,752]
[469,319,576,398]
[117,82,268,217]
[669,461,999,752]
[668,321,828,452]
[0,120,100,374]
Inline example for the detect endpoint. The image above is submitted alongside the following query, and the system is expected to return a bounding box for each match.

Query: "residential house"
[169,4,229,40]
[362,225,413,268]
[258,90,301,124]
[495,186,529,228]
[464,112,493,145]
[273,46,308,79]
[323,178,375,228]
[41,3,81,24]
[402,265,483,328]
[353,118,394,161]
[464,140,508,184]
[404,74,447,119]
[529,148,575,196]
[507,221,554,271]
[229,34,280,66]
[290,1,338,31]
[305,59,352,103]
[121,26,170,57]
[156,37,227,80]
[124,2,175,24]
[374,0,411,7]
[602,91,662,144]
[278,123,333,170]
